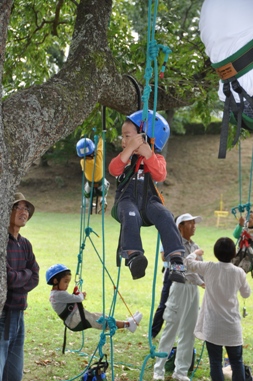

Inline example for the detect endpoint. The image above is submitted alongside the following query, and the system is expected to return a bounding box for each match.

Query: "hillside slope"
[20,134,253,227]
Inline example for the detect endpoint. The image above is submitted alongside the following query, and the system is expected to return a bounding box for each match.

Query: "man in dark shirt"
[0,193,39,381]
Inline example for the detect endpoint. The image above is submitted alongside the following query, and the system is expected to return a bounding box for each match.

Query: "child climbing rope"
[109,110,185,281]
[232,211,253,274]
[46,264,142,333]
[76,136,110,212]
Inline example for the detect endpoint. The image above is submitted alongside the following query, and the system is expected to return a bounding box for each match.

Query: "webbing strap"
[212,39,253,81]
[59,303,75,321]
[218,78,253,158]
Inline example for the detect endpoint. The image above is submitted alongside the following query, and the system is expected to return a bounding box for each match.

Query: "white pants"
[154,282,199,378]
[84,178,110,200]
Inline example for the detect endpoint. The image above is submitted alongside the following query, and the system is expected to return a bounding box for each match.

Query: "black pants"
[151,268,172,338]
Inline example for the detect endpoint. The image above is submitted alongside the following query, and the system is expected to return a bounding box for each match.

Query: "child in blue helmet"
[76,137,110,212]
[109,110,185,281]
[46,264,142,333]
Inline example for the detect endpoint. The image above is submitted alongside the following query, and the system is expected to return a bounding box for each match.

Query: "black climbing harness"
[111,154,164,228]
[213,39,253,158]
[59,300,92,354]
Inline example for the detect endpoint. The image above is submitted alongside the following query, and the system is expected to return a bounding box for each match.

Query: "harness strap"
[60,302,92,354]
[59,303,75,320]
[62,326,67,354]
[218,78,253,158]
[213,39,253,81]
[212,41,253,158]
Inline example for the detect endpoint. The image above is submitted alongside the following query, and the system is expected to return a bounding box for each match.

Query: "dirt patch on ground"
[19,134,253,226]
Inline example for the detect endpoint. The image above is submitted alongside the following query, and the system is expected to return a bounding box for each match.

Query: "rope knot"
[150,346,168,359]
[141,84,152,104]
[107,316,117,336]
[85,226,99,237]
[148,40,159,60]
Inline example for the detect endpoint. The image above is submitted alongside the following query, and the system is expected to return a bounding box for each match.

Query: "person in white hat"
[0,193,39,381]
[153,213,204,381]
[151,214,203,339]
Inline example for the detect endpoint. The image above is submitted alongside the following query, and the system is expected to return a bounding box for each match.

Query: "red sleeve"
[143,153,167,182]
[108,154,129,176]
[109,153,167,182]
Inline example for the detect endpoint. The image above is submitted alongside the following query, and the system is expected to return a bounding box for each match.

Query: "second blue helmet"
[76,138,95,157]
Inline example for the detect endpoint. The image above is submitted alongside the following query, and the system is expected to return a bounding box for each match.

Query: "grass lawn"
[21,212,253,381]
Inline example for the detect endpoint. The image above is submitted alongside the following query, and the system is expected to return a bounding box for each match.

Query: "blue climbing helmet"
[46,264,70,285]
[127,110,170,152]
[76,138,95,157]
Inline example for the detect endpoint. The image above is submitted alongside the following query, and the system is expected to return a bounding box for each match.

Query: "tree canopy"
[0,0,218,309]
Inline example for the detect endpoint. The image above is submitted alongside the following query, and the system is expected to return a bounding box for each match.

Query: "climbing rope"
[141,0,172,150]
[138,1,174,380]
[231,141,253,221]
[139,234,168,381]
[62,108,140,381]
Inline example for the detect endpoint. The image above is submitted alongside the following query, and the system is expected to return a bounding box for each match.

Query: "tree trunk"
[0,0,194,311]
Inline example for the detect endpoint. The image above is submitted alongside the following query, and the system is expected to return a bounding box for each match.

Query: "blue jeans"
[0,310,25,381]
[151,268,172,338]
[206,341,245,381]
[116,181,184,258]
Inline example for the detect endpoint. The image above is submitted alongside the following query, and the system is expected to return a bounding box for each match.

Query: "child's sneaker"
[127,312,143,333]
[127,252,148,280]
[168,263,186,284]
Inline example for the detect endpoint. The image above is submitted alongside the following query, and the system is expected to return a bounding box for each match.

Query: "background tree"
[0,0,218,309]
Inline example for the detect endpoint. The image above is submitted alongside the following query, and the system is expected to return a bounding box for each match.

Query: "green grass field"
[20,212,253,381]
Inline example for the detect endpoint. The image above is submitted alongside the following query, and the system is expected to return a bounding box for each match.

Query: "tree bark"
[0,0,194,311]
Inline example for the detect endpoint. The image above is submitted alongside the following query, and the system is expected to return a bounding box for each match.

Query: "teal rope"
[189,341,206,380]
[141,0,172,135]
[101,129,106,320]
[78,126,124,380]
[139,233,168,381]
[239,140,242,212]
[231,141,253,219]
[63,132,115,381]
[247,146,253,212]
[138,1,172,380]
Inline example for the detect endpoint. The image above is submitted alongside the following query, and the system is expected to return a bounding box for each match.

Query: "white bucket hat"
[176,213,202,227]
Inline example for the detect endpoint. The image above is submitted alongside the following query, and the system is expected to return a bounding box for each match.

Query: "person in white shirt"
[153,213,204,381]
[184,237,251,381]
